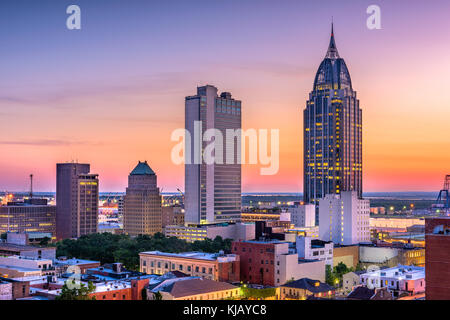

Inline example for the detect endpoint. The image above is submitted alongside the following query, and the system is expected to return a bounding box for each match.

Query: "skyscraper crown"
[313,23,352,91]
[130,161,155,175]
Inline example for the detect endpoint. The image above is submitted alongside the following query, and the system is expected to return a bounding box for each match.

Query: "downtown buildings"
[318,191,370,245]
[184,85,242,225]
[303,24,363,211]
[123,161,162,236]
[56,163,99,240]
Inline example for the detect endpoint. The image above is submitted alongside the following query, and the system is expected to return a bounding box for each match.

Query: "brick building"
[232,240,325,286]
[139,251,240,283]
[425,217,450,300]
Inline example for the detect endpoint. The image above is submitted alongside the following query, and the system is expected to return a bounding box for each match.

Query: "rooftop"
[151,277,237,298]
[140,251,235,261]
[130,161,155,176]
[360,265,425,281]
[282,278,334,293]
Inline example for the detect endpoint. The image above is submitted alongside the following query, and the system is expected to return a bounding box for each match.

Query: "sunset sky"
[0,0,449,193]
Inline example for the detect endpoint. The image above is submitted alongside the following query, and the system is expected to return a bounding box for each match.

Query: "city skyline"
[1,0,449,193]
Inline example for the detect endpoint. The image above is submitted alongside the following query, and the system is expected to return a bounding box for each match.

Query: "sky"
[0,0,449,193]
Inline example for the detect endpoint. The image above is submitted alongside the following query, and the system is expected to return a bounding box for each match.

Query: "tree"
[0,233,7,240]
[56,280,96,300]
[325,265,335,286]
[39,237,51,246]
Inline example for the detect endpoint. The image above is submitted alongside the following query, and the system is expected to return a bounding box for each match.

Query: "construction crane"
[434,175,450,215]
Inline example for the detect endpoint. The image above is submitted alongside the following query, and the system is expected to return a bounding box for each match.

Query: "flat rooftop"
[360,265,425,281]
[140,251,234,261]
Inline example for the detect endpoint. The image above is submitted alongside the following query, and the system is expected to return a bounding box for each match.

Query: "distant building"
[0,199,56,238]
[0,234,55,259]
[290,203,315,227]
[232,240,325,286]
[185,85,242,224]
[296,236,333,266]
[303,24,363,211]
[147,277,240,300]
[161,205,184,228]
[279,278,335,300]
[164,222,254,243]
[139,251,240,283]
[425,217,450,300]
[123,161,162,236]
[359,265,425,298]
[319,191,370,245]
[53,257,100,275]
[56,163,99,240]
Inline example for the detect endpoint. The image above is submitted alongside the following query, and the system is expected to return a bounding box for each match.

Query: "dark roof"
[347,286,375,300]
[168,271,190,278]
[130,161,155,175]
[282,278,334,293]
[162,278,237,298]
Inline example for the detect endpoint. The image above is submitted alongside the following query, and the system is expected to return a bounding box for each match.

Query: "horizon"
[0,0,449,193]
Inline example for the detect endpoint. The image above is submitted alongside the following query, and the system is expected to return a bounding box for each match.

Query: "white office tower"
[319,191,370,245]
[290,203,316,227]
[185,85,242,224]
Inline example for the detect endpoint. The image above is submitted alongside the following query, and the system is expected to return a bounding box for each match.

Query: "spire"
[325,21,339,59]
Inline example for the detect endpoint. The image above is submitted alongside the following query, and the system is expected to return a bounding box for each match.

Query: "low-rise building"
[333,244,359,269]
[296,236,333,266]
[164,222,254,243]
[139,251,240,283]
[342,271,364,294]
[53,257,101,275]
[232,240,325,286]
[279,278,334,300]
[346,286,392,300]
[359,265,425,298]
[359,243,425,267]
[0,256,54,276]
[147,277,240,300]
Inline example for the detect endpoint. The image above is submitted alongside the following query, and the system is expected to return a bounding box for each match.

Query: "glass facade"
[304,25,363,210]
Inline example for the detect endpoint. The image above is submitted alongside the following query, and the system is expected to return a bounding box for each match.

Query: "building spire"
[325,20,339,59]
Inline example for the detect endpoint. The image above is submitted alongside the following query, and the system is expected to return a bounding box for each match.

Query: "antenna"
[30,174,33,199]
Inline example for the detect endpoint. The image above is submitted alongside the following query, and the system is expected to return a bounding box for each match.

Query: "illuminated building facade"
[56,163,99,240]
[123,161,162,236]
[0,199,56,237]
[303,24,363,211]
[185,85,242,224]
[318,191,370,245]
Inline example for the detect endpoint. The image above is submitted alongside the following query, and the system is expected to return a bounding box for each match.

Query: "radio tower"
[29,174,33,199]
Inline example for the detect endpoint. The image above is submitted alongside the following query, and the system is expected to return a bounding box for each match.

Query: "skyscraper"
[56,163,99,240]
[123,161,162,236]
[303,24,363,207]
[185,85,242,224]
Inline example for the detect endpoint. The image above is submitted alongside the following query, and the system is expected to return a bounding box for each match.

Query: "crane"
[435,175,450,215]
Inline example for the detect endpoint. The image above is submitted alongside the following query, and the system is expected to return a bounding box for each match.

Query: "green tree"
[56,280,96,300]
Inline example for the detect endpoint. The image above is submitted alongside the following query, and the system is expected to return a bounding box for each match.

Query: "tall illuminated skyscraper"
[185,85,242,224]
[303,24,363,210]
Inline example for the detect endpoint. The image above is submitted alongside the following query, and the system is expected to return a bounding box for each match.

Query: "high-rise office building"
[123,161,162,236]
[185,85,241,224]
[303,24,363,208]
[56,163,99,240]
[318,191,370,245]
